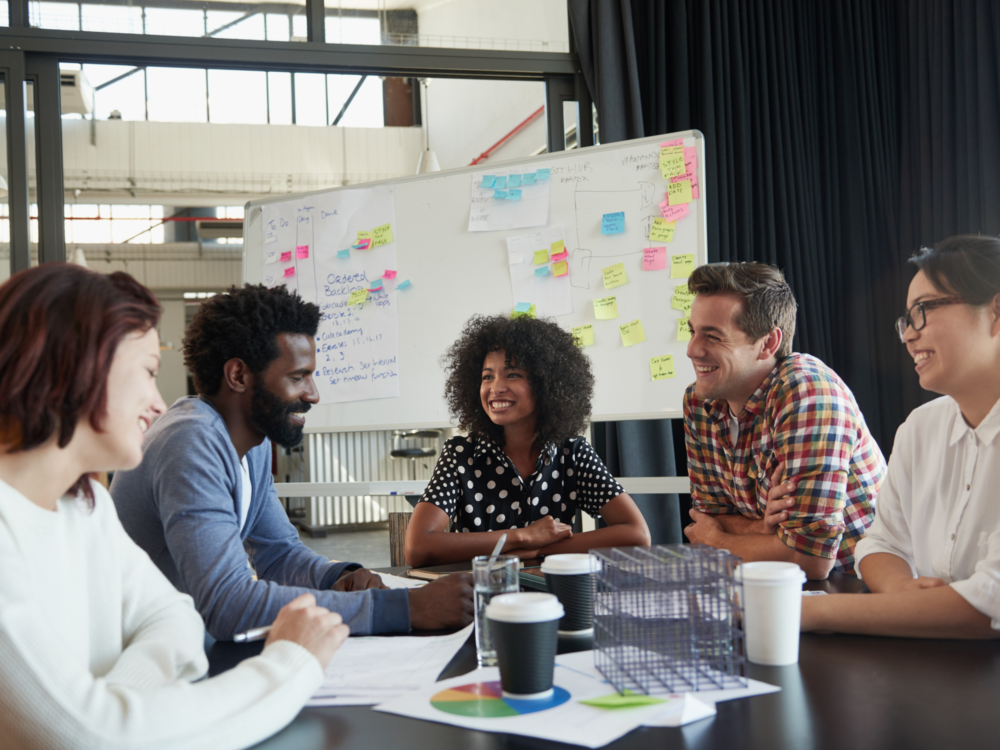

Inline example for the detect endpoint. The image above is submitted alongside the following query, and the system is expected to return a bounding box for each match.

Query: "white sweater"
[0,478,323,750]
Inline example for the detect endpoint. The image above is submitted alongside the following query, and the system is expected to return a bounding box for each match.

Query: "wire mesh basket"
[591,545,748,694]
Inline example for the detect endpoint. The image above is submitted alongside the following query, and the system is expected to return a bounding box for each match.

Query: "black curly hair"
[183,284,320,395]
[443,314,595,449]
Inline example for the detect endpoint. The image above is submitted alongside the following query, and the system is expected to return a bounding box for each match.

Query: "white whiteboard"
[244,130,707,432]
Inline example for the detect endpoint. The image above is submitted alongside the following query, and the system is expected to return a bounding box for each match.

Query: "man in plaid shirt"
[682,263,884,578]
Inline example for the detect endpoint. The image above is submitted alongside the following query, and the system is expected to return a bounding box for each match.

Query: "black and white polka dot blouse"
[418,435,625,533]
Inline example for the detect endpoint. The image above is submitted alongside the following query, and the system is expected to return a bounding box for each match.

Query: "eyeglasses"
[895,297,964,342]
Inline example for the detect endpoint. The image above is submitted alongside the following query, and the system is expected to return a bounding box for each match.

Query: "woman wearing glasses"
[799,235,1000,638]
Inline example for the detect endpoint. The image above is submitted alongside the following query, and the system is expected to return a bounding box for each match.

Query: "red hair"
[0,264,161,501]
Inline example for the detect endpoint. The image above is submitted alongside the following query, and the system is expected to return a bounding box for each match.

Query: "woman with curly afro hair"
[405,314,649,567]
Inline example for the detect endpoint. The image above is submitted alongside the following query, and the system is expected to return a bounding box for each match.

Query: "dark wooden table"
[208,572,1000,750]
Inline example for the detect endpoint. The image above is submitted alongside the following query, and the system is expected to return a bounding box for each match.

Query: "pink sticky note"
[693,185,700,200]
[296,245,309,260]
[383,270,397,280]
[660,138,683,147]
[660,203,691,222]
[550,251,569,262]
[283,266,295,278]
[643,247,667,271]
[280,251,292,262]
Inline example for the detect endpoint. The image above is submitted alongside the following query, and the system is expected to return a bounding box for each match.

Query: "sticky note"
[660,146,686,178]
[536,168,551,181]
[553,260,568,277]
[352,239,371,250]
[671,253,696,278]
[572,324,594,347]
[534,250,549,265]
[580,691,667,709]
[671,283,695,313]
[650,355,676,380]
[514,302,532,313]
[684,147,698,172]
[619,319,646,347]
[507,174,522,188]
[521,172,537,186]
[356,230,373,245]
[677,317,692,341]
[550,251,569,261]
[660,203,691,223]
[383,270,397,279]
[601,212,625,235]
[642,247,667,271]
[337,248,350,259]
[660,138,683,148]
[667,180,694,205]
[594,296,619,320]
[296,245,309,260]
[348,289,369,306]
[534,266,549,277]
[283,266,295,278]
[369,279,383,291]
[494,176,508,189]
[494,189,509,199]
[511,303,536,319]
[280,250,292,262]
[372,223,394,248]
[264,250,278,265]
[650,218,676,243]
[481,175,496,188]
[602,262,628,289]
[396,279,411,290]
[550,240,565,255]
[506,189,522,201]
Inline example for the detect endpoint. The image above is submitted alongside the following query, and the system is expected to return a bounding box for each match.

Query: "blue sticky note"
[514,302,532,312]
[337,248,350,258]
[534,266,550,277]
[601,212,625,234]
[508,174,522,187]
[494,176,509,189]
[521,172,537,186]
[506,189,522,201]
[536,168,551,181]
[494,189,509,199]
[369,280,383,290]
[397,279,411,289]
[481,175,496,188]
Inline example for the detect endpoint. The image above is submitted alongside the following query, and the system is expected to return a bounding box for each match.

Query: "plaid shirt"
[683,353,885,573]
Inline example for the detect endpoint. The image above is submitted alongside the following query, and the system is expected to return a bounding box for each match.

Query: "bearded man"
[112,284,471,640]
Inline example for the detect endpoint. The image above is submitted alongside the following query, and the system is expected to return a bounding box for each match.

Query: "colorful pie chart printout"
[430,681,571,718]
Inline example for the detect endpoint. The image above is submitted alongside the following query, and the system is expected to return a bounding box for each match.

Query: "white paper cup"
[736,562,806,666]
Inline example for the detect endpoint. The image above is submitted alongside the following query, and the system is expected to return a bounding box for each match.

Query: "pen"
[233,625,272,643]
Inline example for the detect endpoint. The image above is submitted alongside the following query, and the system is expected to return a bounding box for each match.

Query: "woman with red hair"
[0,264,348,749]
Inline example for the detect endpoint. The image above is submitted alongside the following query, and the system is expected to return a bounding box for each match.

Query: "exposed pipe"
[469,105,544,166]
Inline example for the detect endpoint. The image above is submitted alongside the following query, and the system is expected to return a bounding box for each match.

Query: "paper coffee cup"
[541,554,598,633]
[736,562,807,666]
[486,592,564,699]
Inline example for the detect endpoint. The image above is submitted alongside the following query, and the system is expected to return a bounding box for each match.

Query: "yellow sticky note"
[572,324,594,347]
[602,262,628,290]
[671,254,696,279]
[534,250,549,265]
[650,355,676,380]
[667,180,694,205]
[553,260,569,277]
[619,319,646,347]
[356,230,373,244]
[348,289,369,306]
[659,146,686,178]
[677,317,692,341]
[550,240,565,255]
[594,296,619,320]
[511,303,537,319]
[671,283,694,313]
[650,218,676,243]
[372,223,394,247]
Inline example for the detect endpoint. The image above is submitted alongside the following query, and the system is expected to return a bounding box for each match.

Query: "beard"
[249,382,311,448]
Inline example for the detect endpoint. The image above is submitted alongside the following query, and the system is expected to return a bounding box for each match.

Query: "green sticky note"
[593,296,619,320]
[677,317,692,342]
[650,355,676,380]
[650,217,676,243]
[356,230,373,244]
[671,254,696,279]
[372,223,394,247]
[580,690,668,709]
[659,146,686,179]
[348,289,369,306]
[619,319,646,347]
[671,283,694,313]
[572,324,594,346]
[553,260,569,277]
[534,249,549,265]
[550,239,565,255]
[602,262,628,290]
[511,303,537,319]
[667,180,694,205]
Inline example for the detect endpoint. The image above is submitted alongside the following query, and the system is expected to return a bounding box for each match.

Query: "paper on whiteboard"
[469,169,550,232]
[262,185,400,404]
[506,226,573,317]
